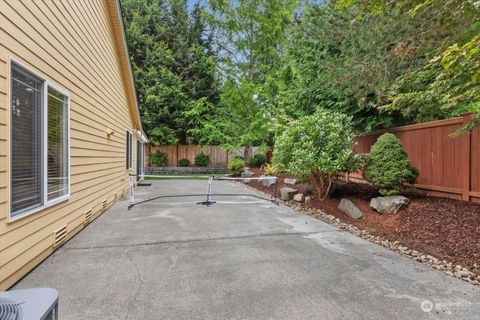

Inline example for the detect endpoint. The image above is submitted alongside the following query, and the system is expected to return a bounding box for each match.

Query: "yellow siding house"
[0,0,147,290]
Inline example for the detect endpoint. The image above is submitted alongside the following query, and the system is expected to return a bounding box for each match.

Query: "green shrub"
[178,158,190,167]
[364,133,419,196]
[273,109,362,200]
[261,163,277,175]
[194,153,210,166]
[228,157,245,176]
[249,153,267,167]
[149,151,168,166]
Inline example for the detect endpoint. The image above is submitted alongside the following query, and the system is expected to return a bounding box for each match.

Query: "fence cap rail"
[357,112,473,136]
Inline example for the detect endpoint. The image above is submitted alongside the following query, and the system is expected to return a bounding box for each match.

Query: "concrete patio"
[13,180,480,319]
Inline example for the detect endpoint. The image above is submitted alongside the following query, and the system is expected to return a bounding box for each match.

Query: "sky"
[187,0,206,10]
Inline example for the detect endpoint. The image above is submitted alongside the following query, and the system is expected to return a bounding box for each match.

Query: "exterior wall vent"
[102,199,108,211]
[114,192,119,201]
[53,225,67,248]
[84,209,93,225]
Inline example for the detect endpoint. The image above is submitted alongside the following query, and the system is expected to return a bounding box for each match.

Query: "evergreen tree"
[190,0,298,159]
[122,0,219,144]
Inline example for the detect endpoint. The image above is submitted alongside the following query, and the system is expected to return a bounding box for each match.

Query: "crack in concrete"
[124,250,144,320]
[63,230,344,251]
[123,251,179,320]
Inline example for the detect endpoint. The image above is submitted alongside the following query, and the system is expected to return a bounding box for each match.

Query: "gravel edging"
[241,182,480,286]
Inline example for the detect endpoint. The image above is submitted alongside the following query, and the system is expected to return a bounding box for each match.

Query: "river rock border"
[241,183,480,286]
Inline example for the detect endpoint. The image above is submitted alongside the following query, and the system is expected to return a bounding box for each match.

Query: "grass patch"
[145,173,226,180]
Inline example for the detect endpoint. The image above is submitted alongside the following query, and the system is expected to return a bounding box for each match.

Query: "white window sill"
[8,194,70,223]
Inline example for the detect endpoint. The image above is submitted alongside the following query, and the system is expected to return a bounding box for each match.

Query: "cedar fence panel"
[147,145,237,167]
[146,145,262,167]
[349,113,479,203]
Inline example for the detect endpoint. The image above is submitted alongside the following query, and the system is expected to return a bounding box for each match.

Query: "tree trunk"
[244,145,253,163]
[178,131,187,145]
[309,171,335,200]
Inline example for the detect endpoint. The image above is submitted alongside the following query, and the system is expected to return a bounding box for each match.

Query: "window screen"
[47,87,69,200]
[126,131,132,169]
[10,64,43,215]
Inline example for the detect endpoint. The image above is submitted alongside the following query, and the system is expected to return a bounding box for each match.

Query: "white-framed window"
[9,60,70,221]
[136,140,144,182]
[126,130,133,170]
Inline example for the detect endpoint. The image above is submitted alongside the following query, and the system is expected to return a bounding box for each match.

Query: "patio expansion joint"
[63,230,344,250]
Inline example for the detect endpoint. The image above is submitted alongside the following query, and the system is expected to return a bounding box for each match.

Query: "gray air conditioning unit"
[0,288,58,320]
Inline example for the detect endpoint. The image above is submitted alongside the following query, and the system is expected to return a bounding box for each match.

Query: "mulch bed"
[248,167,480,270]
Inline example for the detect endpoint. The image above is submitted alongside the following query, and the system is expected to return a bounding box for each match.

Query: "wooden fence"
[146,145,259,167]
[349,113,480,203]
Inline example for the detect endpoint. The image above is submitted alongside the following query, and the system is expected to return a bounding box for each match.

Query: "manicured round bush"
[273,109,362,200]
[149,151,168,166]
[363,133,419,196]
[228,157,245,176]
[178,158,190,167]
[194,153,210,166]
[249,153,267,167]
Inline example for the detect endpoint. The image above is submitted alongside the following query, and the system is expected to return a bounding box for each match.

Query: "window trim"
[126,130,133,170]
[8,58,71,223]
[136,140,144,182]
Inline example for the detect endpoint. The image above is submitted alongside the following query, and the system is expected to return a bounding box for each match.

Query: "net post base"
[196,201,217,206]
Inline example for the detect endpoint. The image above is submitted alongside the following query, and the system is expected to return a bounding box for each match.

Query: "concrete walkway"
[14,180,480,319]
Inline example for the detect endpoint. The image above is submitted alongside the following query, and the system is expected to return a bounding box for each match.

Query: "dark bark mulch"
[248,168,480,269]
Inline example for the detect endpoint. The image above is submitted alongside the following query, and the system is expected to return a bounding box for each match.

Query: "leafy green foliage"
[122,0,480,151]
[384,35,480,123]
[281,2,396,132]
[364,133,419,195]
[249,153,267,167]
[122,0,219,144]
[194,153,210,166]
[228,158,245,176]
[261,163,277,176]
[191,0,297,157]
[149,151,168,166]
[272,110,362,199]
[334,0,480,128]
[178,159,190,167]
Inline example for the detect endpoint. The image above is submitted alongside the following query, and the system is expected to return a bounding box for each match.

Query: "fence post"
[461,113,473,201]
[176,145,179,167]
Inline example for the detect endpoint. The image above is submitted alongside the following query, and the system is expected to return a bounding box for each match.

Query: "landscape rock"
[241,170,254,178]
[304,196,312,203]
[260,175,277,187]
[454,269,470,278]
[293,193,305,202]
[241,179,250,184]
[280,187,298,201]
[370,196,410,214]
[284,178,297,185]
[247,181,479,287]
[338,199,363,219]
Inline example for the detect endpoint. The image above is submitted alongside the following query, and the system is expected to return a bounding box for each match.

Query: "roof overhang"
[106,0,145,137]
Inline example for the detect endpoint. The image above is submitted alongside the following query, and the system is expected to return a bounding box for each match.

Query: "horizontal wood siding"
[0,0,139,290]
